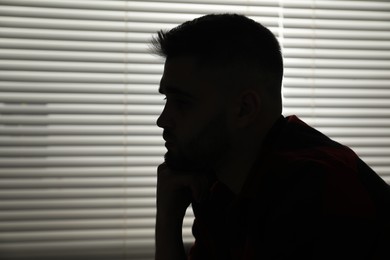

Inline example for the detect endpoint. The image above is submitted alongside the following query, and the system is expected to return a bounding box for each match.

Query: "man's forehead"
[160,57,203,94]
[160,56,225,92]
[159,69,194,95]
[163,56,199,76]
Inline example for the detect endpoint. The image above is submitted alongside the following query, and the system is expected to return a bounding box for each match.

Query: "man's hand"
[155,163,210,260]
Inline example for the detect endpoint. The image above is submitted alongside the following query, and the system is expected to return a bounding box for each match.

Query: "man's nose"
[156,105,172,129]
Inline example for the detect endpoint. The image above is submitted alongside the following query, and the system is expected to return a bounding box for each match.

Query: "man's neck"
[215,148,260,194]
[214,114,281,194]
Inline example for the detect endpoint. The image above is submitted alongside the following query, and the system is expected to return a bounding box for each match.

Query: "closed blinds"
[281,0,390,181]
[0,1,389,259]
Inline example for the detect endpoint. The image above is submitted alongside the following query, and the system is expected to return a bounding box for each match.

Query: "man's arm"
[155,203,187,260]
[155,163,208,260]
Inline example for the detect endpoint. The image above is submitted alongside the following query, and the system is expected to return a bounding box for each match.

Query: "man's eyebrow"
[158,85,195,98]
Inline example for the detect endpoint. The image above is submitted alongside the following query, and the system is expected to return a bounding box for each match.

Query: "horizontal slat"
[284,87,390,98]
[283,0,390,11]
[0,2,279,18]
[283,47,390,59]
[129,0,390,12]
[0,104,164,115]
[283,78,390,89]
[0,156,163,167]
[285,68,390,79]
[284,58,390,70]
[0,15,273,32]
[0,49,160,63]
[4,0,390,12]
[0,5,127,21]
[122,11,199,23]
[0,244,153,260]
[0,16,138,31]
[0,198,156,210]
[0,238,155,253]
[0,27,153,42]
[127,1,279,16]
[372,167,390,177]
[0,166,158,178]
[283,28,390,40]
[0,187,156,199]
[284,42,390,52]
[347,147,390,157]
[284,98,390,108]
[0,136,162,145]
[355,157,390,167]
[284,108,390,118]
[1,230,155,244]
[0,146,165,156]
[283,8,390,21]
[0,60,164,74]
[0,0,278,10]
[0,115,158,125]
[282,17,390,30]
[0,208,157,221]
[0,71,161,83]
[0,227,193,246]
[0,125,161,135]
[0,38,147,52]
[296,117,390,128]
[303,126,390,137]
[0,82,159,94]
[5,209,185,228]
[3,209,164,231]
[0,218,155,232]
[0,177,157,189]
[0,236,202,260]
[0,92,162,104]
[0,217,194,232]
[0,14,279,30]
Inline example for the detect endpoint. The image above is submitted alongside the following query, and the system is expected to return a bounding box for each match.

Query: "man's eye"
[166,98,191,109]
[173,99,189,107]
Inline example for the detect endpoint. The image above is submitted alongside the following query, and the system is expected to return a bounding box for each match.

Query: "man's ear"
[236,90,262,127]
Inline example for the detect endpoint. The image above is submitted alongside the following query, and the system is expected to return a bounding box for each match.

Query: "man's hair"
[151,13,283,98]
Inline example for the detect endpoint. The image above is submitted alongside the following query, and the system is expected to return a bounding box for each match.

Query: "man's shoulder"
[276,115,345,151]
[267,115,363,176]
[252,115,390,217]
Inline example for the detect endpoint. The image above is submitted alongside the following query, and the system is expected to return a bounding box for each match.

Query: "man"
[152,14,390,260]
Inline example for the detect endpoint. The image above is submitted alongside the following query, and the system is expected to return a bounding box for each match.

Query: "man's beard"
[164,113,230,173]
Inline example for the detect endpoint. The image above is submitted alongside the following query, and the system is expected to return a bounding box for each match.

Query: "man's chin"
[164,152,208,173]
[164,152,190,172]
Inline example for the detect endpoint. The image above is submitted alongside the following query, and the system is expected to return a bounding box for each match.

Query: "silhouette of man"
[152,14,390,260]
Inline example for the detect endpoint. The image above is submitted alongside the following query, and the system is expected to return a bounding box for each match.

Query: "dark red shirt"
[189,115,390,260]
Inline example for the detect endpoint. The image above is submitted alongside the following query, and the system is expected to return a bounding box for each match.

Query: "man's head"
[152,13,283,100]
[152,14,283,172]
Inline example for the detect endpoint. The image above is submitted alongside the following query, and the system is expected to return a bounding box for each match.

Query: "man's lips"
[162,131,175,142]
[164,141,175,149]
[162,131,175,148]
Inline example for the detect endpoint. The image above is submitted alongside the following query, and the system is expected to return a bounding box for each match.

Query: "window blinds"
[0,1,389,259]
[280,0,390,181]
